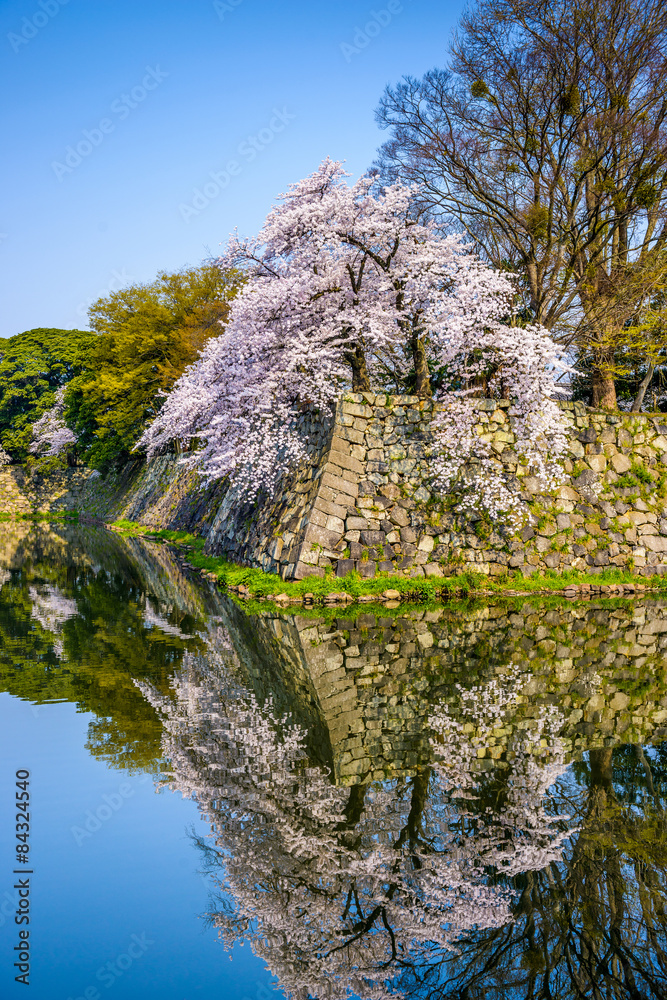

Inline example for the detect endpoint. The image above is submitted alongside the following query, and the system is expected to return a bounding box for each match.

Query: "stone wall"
[204,394,667,580]
[2,393,667,580]
[225,599,667,785]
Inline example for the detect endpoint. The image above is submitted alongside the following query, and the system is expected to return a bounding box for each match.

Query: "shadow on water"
[1,523,666,998]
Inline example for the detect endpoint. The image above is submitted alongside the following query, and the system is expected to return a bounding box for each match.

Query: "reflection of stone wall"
[235,602,667,785]
[3,395,667,580]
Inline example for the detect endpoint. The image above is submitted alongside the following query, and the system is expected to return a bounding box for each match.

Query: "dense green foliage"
[0,526,205,771]
[67,264,240,471]
[0,328,95,461]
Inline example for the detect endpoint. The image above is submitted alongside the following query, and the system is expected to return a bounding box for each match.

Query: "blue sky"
[0,0,462,338]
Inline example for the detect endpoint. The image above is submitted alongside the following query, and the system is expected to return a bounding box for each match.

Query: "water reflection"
[141,648,578,1000]
[0,523,209,770]
[0,525,666,998]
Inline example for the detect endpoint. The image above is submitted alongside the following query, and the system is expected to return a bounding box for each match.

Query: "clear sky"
[0,0,462,338]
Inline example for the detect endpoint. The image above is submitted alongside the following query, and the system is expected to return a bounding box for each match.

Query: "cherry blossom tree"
[140,160,570,511]
[137,632,574,1000]
[28,388,77,461]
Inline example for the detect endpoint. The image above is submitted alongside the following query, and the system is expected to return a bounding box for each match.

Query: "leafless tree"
[376,0,667,408]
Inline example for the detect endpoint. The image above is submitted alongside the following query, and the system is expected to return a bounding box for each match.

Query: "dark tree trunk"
[345,344,371,392]
[592,370,617,409]
[411,335,432,398]
[631,364,655,412]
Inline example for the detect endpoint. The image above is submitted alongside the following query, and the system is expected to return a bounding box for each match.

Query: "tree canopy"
[0,327,95,462]
[67,264,241,471]
[376,0,667,409]
[141,160,569,516]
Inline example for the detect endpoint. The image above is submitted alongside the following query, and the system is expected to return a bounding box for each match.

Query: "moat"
[1,523,666,999]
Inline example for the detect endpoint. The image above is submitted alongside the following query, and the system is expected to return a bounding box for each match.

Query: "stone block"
[314,497,350,519]
[424,562,444,577]
[400,526,417,543]
[588,454,607,473]
[294,561,325,580]
[574,469,599,491]
[392,459,417,474]
[304,524,343,549]
[336,559,355,577]
[358,560,377,578]
[336,425,366,445]
[328,449,365,474]
[321,472,358,498]
[611,452,632,473]
[379,484,402,499]
[389,506,410,527]
[326,514,346,533]
[341,401,373,418]
[643,535,667,553]
[418,534,435,553]
[310,507,329,529]
[361,529,386,545]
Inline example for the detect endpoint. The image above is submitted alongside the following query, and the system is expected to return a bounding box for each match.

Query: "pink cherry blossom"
[141,160,570,516]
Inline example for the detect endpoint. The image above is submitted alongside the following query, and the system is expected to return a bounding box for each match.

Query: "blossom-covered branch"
[140,159,571,514]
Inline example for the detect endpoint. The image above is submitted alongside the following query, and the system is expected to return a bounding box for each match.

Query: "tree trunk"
[591,370,617,409]
[631,364,655,412]
[345,344,371,392]
[589,747,613,792]
[411,335,432,398]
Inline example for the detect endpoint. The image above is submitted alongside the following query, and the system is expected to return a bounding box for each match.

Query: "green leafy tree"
[0,328,95,461]
[67,264,241,472]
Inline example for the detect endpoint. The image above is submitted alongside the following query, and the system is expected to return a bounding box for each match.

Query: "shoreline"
[108,521,667,606]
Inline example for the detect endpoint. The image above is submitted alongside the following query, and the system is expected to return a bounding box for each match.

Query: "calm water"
[0,524,666,1000]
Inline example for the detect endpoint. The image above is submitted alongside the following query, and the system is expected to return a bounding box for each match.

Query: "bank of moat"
[1,395,667,581]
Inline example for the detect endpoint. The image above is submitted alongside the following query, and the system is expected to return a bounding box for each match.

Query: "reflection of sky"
[0,694,277,1000]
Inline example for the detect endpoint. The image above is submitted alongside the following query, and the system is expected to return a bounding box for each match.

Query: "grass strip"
[108,521,667,600]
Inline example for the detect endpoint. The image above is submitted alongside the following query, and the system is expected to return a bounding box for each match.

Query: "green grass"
[109,522,667,600]
[492,566,667,592]
[139,526,466,600]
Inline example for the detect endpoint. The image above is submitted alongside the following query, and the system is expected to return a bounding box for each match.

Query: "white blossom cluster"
[140,160,570,512]
[136,633,576,1000]
[28,388,76,458]
[29,583,79,658]
[429,666,576,876]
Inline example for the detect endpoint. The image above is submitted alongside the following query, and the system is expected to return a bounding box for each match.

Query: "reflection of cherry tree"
[29,583,79,659]
[429,668,575,878]
[394,744,667,1000]
[139,643,574,1000]
[142,598,187,639]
